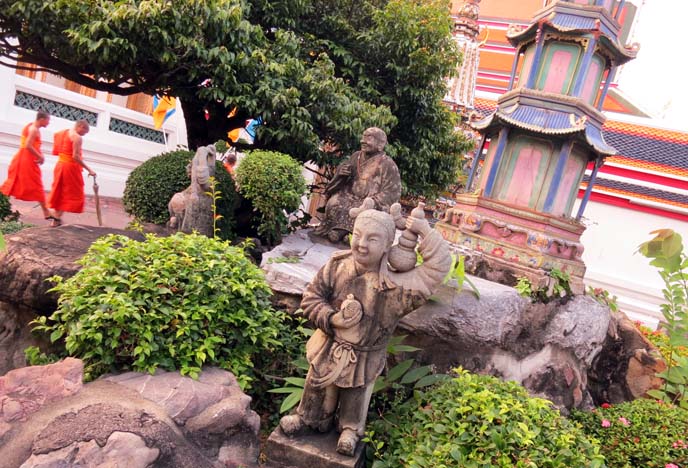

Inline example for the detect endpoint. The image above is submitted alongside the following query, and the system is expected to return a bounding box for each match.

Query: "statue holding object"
[168,144,216,237]
[280,197,451,456]
[313,127,402,243]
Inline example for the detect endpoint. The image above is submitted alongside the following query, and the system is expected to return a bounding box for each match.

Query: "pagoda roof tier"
[472,88,616,157]
[506,2,639,66]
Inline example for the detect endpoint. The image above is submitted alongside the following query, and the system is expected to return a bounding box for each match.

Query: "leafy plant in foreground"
[571,398,688,468]
[635,321,688,366]
[367,368,605,468]
[638,229,688,408]
[31,233,285,387]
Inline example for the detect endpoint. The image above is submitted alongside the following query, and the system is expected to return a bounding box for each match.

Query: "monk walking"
[47,120,96,227]
[0,110,53,220]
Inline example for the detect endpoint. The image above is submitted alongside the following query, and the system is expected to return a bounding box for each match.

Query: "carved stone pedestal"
[265,428,365,468]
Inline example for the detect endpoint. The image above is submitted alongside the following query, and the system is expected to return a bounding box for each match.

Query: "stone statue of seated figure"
[313,127,401,243]
[280,198,451,456]
[168,144,216,237]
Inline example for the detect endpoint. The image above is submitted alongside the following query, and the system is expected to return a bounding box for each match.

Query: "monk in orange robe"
[47,120,96,226]
[0,110,52,219]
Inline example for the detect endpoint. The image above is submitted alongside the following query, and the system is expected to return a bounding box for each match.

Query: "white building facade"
[0,64,187,199]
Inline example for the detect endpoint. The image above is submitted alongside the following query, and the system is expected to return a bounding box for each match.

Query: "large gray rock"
[0,225,144,313]
[396,281,609,411]
[0,225,145,375]
[587,310,666,404]
[20,431,160,468]
[1,367,260,468]
[261,228,339,311]
[0,302,47,376]
[0,358,83,429]
[104,368,261,464]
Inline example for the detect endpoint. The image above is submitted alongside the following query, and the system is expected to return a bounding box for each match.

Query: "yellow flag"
[152,95,177,129]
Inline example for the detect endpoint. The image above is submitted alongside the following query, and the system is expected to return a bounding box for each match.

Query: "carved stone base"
[265,427,365,468]
[435,195,588,294]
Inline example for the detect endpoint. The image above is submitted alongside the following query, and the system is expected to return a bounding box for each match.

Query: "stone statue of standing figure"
[280,197,451,456]
[168,144,216,237]
[313,127,401,243]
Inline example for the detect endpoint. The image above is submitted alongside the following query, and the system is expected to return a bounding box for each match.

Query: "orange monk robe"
[0,123,46,203]
[48,129,85,213]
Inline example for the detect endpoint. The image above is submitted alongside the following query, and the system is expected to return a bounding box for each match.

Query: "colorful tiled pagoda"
[435,0,638,291]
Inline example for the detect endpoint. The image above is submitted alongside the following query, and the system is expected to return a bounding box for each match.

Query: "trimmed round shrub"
[368,368,605,467]
[123,149,192,224]
[34,233,286,388]
[571,398,688,468]
[123,149,237,238]
[235,150,306,245]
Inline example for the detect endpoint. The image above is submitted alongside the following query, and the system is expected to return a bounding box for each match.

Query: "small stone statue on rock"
[168,144,216,237]
[313,127,401,243]
[279,197,451,456]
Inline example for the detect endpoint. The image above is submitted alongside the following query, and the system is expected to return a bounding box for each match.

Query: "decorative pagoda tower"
[444,0,483,114]
[435,0,638,291]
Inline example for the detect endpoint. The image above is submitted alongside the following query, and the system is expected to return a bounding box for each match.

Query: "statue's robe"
[48,130,85,213]
[316,151,401,236]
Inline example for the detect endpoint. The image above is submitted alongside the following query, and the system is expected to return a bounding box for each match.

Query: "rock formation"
[1,362,260,468]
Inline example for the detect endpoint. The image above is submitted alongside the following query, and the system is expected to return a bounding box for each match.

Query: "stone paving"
[8,195,132,230]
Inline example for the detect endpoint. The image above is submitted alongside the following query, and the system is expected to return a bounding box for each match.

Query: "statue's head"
[360,127,387,156]
[350,209,395,271]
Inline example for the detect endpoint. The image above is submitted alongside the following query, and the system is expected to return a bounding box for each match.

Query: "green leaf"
[386,359,414,383]
[284,377,306,387]
[400,365,432,384]
[280,388,303,413]
[268,386,303,394]
[372,376,387,393]
[389,344,422,353]
[414,373,451,388]
[50,329,64,343]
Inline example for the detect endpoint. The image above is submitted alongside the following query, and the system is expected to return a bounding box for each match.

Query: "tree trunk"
[180,97,245,151]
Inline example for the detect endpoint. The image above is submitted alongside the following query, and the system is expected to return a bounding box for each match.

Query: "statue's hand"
[405,215,431,237]
[338,163,352,177]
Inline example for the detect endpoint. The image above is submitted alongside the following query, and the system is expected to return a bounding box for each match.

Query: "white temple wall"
[0,65,187,198]
[576,199,688,327]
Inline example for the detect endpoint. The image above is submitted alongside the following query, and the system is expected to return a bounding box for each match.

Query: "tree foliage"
[0,0,472,197]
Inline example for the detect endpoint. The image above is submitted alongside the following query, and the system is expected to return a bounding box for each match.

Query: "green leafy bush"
[235,150,306,245]
[571,398,688,468]
[368,368,605,468]
[638,229,688,408]
[32,233,285,387]
[122,149,237,238]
